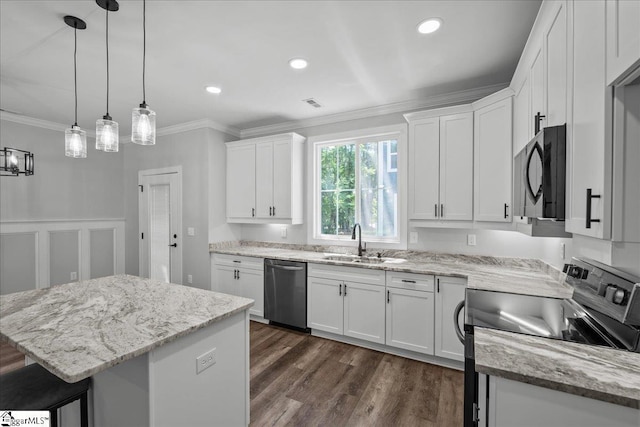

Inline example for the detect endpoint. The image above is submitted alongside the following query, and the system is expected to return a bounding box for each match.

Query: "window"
[316,134,399,242]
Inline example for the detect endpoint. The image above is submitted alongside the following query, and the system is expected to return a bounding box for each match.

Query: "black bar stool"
[0,363,90,427]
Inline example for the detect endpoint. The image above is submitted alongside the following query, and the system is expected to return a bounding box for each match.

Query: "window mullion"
[354,142,360,229]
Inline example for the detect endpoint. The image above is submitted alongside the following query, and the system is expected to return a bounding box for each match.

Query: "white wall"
[123,127,239,290]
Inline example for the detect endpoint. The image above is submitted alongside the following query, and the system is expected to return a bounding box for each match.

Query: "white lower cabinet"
[434,276,466,361]
[212,254,264,318]
[385,274,435,354]
[307,264,386,345]
[344,281,386,344]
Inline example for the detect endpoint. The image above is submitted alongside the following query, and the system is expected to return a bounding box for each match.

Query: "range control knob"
[604,285,618,303]
[569,266,583,279]
[613,289,627,305]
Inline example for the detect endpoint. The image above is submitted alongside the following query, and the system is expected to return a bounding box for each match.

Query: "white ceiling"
[0,0,541,134]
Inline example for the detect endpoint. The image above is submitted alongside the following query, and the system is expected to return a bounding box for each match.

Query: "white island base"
[63,310,249,427]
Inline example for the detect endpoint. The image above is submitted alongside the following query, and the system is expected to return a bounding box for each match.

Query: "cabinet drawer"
[213,254,264,271]
[308,263,385,286]
[386,271,435,292]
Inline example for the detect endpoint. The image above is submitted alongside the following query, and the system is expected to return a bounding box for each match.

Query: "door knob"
[169,243,177,247]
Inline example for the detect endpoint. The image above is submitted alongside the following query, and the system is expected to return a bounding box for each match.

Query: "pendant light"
[131,0,156,145]
[64,16,88,158]
[96,0,119,152]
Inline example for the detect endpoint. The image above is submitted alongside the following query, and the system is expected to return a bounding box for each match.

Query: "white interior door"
[139,169,182,284]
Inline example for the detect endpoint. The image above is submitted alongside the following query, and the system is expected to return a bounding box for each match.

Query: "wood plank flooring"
[0,341,24,375]
[250,321,463,426]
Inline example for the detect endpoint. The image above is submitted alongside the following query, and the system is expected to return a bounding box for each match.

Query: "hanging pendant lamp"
[132,0,156,145]
[96,0,119,152]
[64,16,88,158]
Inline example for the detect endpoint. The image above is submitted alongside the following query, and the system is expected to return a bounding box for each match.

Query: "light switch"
[409,232,418,244]
[281,226,287,238]
[187,227,195,236]
[467,234,476,246]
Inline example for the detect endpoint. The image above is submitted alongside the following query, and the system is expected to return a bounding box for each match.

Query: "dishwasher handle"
[268,264,304,271]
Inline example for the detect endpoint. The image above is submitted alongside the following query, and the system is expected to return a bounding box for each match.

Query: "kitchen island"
[0,274,253,426]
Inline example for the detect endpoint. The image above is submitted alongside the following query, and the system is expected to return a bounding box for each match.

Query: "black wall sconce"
[1,147,34,176]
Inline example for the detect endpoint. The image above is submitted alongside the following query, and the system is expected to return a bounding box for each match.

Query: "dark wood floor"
[0,341,24,375]
[250,321,463,427]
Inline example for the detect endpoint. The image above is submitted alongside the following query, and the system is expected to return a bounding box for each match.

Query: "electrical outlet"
[187,227,195,236]
[560,242,566,260]
[281,226,287,238]
[467,234,477,246]
[196,348,216,374]
[409,231,418,244]
[70,272,78,281]
[187,274,193,284]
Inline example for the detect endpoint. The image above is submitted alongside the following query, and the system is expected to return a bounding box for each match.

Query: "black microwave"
[513,124,566,220]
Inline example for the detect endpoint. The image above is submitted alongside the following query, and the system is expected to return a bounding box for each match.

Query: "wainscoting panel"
[49,230,80,286]
[0,232,37,295]
[0,219,125,289]
[90,228,115,279]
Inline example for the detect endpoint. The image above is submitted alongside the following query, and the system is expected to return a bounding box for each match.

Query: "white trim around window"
[306,123,408,250]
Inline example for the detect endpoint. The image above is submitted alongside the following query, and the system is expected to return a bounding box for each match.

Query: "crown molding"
[0,111,97,138]
[1,111,241,140]
[239,82,509,139]
[155,118,241,139]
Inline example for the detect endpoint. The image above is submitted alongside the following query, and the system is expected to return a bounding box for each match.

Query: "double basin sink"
[323,254,406,264]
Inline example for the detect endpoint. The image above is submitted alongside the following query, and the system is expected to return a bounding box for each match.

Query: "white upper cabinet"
[565,0,611,239]
[605,0,640,85]
[545,1,568,127]
[473,90,514,223]
[513,76,531,154]
[530,46,546,132]
[226,132,305,224]
[226,143,256,219]
[439,113,474,221]
[405,107,473,223]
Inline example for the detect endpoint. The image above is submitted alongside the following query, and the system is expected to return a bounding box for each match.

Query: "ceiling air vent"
[302,98,323,108]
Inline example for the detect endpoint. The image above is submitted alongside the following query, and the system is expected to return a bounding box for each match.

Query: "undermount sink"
[322,254,404,264]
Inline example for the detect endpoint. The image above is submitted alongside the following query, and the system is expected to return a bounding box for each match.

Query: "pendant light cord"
[142,0,146,104]
[73,27,78,126]
[105,8,110,116]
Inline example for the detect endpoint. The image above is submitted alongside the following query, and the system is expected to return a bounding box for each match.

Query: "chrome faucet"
[351,223,366,257]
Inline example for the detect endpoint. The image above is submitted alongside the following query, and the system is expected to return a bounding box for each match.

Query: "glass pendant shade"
[96,117,119,152]
[131,106,156,145]
[65,125,87,158]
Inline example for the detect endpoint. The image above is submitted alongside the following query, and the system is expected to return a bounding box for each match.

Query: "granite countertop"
[210,242,572,299]
[474,328,640,409]
[0,274,253,383]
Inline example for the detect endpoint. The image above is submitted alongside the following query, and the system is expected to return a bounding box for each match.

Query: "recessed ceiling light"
[417,18,443,34]
[205,86,221,94]
[289,58,308,70]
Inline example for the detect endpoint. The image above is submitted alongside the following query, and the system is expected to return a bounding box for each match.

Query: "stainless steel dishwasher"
[264,258,307,330]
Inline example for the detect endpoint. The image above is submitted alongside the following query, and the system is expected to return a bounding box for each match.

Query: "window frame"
[307,124,408,249]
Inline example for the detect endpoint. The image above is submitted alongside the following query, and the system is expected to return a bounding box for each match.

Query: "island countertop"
[0,274,253,383]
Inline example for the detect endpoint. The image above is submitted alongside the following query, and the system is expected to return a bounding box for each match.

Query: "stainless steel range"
[461,258,640,427]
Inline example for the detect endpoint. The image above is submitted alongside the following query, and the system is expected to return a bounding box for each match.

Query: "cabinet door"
[408,118,440,220]
[439,112,473,220]
[434,277,466,361]
[474,97,513,222]
[566,0,610,239]
[545,1,567,127]
[530,46,546,132]
[272,139,293,220]
[214,264,241,296]
[238,267,264,318]
[343,281,385,344]
[226,144,256,219]
[308,277,343,334]
[255,141,274,218]
[385,287,435,355]
[606,0,640,85]
[513,76,531,153]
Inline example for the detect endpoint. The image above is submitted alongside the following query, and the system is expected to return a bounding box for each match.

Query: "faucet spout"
[351,223,366,257]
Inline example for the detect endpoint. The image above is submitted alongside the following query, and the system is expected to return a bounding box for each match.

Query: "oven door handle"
[454,300,465,344]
